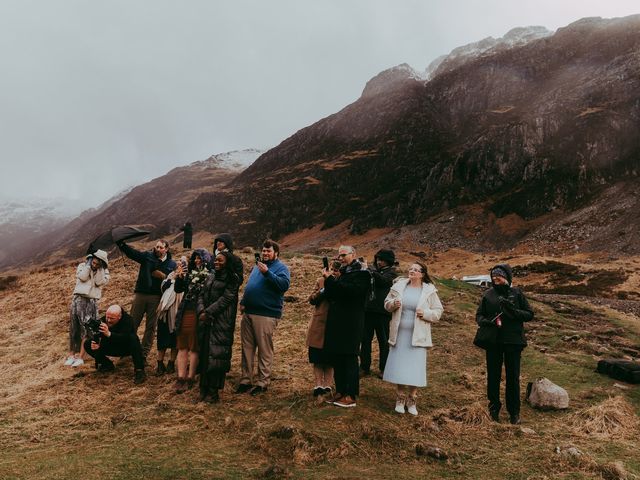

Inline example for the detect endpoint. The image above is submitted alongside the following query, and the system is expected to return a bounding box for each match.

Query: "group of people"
[305,246,444,414]
[65,232,534,421]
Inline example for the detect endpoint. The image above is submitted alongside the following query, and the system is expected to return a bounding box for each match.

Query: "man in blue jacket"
[117,239,176,361]
[237,239,290,396]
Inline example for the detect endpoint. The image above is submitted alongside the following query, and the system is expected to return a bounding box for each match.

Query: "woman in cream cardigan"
[383,262,443,415]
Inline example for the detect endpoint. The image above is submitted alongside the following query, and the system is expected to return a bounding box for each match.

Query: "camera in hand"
[254,253,261,263]
[322,256,329,270]
[86,318,103,343]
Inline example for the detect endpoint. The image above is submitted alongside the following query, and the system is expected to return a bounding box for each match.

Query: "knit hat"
[374,249,396,266]
[490,266,510,283]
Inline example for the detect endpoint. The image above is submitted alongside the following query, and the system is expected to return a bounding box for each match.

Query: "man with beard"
[118,239,177,360]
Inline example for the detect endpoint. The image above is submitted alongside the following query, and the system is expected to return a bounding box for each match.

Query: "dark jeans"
[332,354,359,398]
[485,345,523,416]
[84,334,145,371]
[360,312,390,373]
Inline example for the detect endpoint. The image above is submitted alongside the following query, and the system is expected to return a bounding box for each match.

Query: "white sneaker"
[406,396,418,416]
[64,356,75,366]
[71,358,85,367]
[395,395,406,414]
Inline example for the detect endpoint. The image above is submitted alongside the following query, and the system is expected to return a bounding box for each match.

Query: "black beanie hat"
[375,249,396,265]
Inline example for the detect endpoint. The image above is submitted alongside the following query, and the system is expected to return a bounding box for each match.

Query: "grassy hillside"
[0,245,639,479]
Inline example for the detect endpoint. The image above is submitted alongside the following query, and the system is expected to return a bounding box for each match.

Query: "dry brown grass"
[1,242,640,479]
[569,396,640,439]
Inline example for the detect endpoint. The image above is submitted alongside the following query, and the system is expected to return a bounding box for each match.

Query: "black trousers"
[332,354,360,398]
[485,345,523,416]
[183,237,192,249]
[84,334,145,371]
[360,312,390,373]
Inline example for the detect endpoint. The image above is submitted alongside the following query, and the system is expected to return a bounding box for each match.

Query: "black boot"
[155,361,166,376]
[489,409,500,422]
[206,389,220,404]
[509,414,521,425]
[166,360,175,374]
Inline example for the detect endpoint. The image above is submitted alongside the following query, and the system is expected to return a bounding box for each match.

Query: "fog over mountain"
[1,1,638,207]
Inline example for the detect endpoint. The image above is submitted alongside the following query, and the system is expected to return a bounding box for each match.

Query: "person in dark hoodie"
[180,222,193,249]
[475,264,534,425]
[360,249,398,377]
[117,239,177,360]
[213,233,244,282]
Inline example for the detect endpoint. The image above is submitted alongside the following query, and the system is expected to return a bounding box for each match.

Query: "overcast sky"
[1,1,638,207]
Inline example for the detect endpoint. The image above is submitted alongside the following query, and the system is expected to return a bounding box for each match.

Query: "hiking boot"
[175,377,188,394]
[186,377,196,390]
[134,369,147,385]
[313,387,325,397]
[323,386,333,396]
[155,361,166,376]
[166,360,175,374]
[234,383,252,394]
[406,396,418,416]
[509,415,521,425]
[249,385,267,396]
[395,394,406,414]
[489,409,500,422]
[333,395,357,408]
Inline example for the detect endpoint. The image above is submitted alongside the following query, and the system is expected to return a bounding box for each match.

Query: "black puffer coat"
[475,264,534,347]
[196,267,241,373]
[323,261,371,355]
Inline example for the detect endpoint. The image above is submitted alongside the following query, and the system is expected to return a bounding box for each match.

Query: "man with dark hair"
[117,239,176,360]
[360,249,398,377]
[323,245,371,408]
[236,239,290,396]
[84,305,146,384]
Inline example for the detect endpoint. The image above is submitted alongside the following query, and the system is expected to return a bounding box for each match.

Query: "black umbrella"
[87,225,153,254]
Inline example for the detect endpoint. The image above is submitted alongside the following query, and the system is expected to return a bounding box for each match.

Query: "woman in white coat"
[65,250,110,367]
[383,262,443,415]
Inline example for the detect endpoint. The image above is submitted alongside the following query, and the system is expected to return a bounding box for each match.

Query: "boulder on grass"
[526,377,570,410]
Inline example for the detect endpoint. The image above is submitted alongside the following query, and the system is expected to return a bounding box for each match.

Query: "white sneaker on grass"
[71,358,85,367]
[64,356,75,366]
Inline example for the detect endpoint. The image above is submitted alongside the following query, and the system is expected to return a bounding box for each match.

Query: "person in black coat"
[180,222,193,249]
[196,251,242,403]
[322,246,371,408]
[476,264,534,424]
[84,305,146,384]
[360,249,398,377]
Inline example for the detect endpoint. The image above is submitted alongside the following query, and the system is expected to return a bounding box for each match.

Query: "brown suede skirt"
[177,308,198,352]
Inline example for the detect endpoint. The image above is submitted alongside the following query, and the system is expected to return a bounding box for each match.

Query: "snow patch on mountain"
[190,148,265,171]
[425,26,552,80]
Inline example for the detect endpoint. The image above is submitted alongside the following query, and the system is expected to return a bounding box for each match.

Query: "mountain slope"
[193,15,640,250]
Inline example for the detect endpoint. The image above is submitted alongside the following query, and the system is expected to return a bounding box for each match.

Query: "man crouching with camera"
[83,305,147,384]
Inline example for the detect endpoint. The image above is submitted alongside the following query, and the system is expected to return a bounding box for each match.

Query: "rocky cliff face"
[197,15,639,250]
